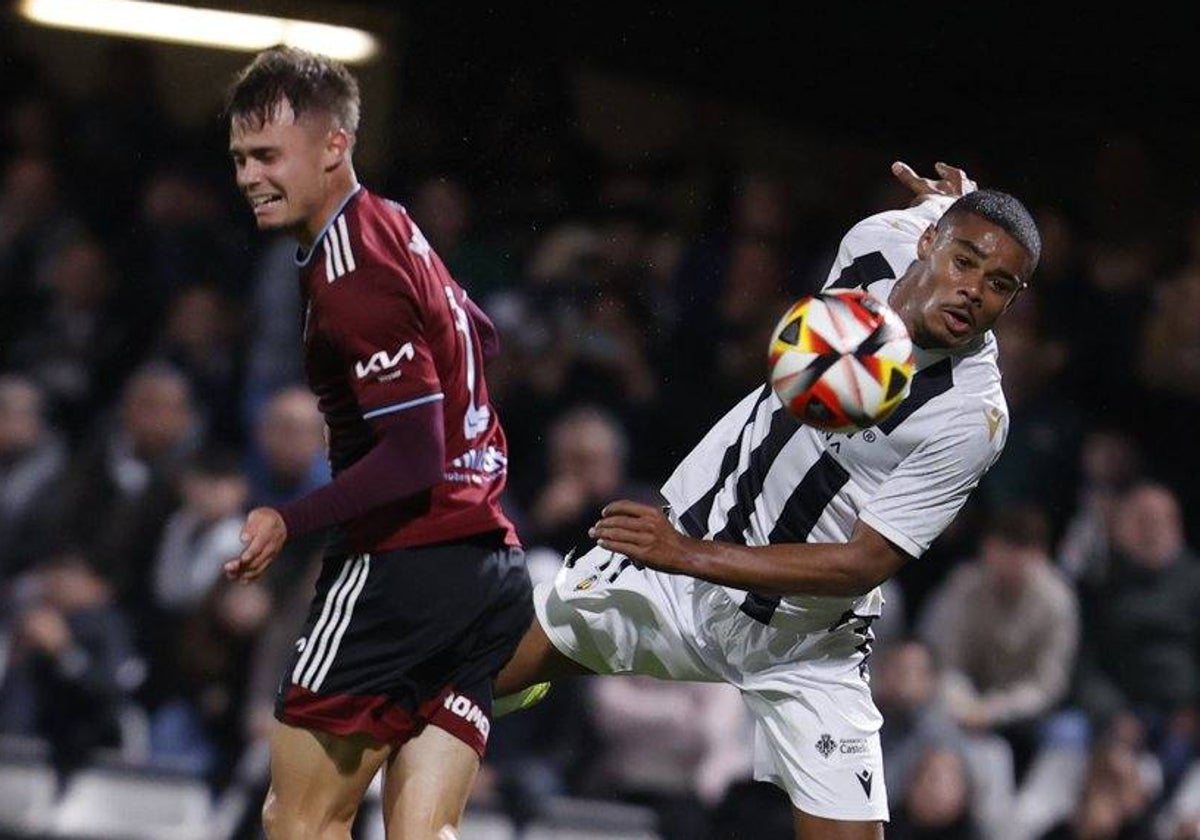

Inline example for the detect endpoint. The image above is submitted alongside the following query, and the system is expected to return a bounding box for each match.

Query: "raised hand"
[891,160,977,200]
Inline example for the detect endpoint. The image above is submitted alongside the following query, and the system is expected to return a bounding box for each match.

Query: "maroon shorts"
[275,533,531,757]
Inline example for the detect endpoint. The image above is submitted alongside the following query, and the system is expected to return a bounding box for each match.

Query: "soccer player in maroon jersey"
[222,47,531,840]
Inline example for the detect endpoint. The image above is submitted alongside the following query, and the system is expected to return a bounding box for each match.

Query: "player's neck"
[886,272,926,347]
[298,169,360,250]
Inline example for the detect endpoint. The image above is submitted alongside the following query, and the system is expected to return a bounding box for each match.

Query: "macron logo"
[355,342,415,379]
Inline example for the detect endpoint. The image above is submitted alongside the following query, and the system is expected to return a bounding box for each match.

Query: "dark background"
[393,3,1200,197]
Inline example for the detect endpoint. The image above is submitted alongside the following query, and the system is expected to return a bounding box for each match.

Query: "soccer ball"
[768,288,914,433]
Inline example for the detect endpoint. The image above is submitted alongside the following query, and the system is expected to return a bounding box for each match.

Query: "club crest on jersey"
[355,342,415,380]
[574,573,599,592]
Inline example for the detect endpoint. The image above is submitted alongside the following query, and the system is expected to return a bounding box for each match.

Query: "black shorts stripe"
[679,385,773,538]
[877,358,953,434]
[741,452,851,624]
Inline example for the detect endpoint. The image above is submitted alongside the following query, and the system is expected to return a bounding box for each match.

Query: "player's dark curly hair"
[940,189,1042,274]
[226,46,360,135]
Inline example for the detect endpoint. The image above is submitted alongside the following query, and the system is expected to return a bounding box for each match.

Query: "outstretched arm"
[589,501,907,598]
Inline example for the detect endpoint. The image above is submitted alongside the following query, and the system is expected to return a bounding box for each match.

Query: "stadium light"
[18,0,381,63]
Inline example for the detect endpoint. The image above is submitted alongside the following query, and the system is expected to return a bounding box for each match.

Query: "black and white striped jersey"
[660,196,1009,621]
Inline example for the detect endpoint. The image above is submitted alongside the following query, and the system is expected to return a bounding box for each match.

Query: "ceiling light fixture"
[18,0,380,63]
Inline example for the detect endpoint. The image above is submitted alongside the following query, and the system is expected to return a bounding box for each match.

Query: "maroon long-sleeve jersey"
[295,186,517,552]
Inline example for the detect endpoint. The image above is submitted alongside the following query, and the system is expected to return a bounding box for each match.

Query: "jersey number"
[443,286,491,440]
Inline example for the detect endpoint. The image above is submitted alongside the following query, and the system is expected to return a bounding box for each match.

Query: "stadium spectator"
[668,234,796,443]
[0,154,81,352]
[1137,265,1200,537]
[1038,726,1157,840]
[919,507,1080,779]
[1137,266,1200,405]
[583,676,752,840]
[409,174,514,300]
[525,404,658,556]
[136,166,247,305]
[1074,482,1200,792]
[979,297,1081,529]
[0,550,143,775]
[59,362,200,613]
[0,375,68,581]
[146,575,273,789]
[875,640,970,810]
[239,235,306,431]
[152,283,246,446]
[7,234,137,440]
[1058,430,1144,586]
[240,386,329,598]
[245,386,328,508]
[152,447,250,613]
[888,747,980,840]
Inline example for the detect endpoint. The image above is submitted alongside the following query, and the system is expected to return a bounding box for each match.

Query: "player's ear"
[916,225,937,260]
[324,128,351,170]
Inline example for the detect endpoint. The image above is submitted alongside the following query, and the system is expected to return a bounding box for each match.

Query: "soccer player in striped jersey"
[223,48,531,839]
[496,162,1040,839]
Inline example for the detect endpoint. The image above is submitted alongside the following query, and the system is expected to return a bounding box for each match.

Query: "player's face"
[902,214,1033,350]
[229,99,338,241]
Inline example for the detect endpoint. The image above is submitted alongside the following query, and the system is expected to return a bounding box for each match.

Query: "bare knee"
[261,790,293,840]
[262,787,354,840]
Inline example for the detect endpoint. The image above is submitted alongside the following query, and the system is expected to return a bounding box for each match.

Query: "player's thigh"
[263,721,392,838]
[494,614,595,696]
[741,677,887,824]
[534,543,718,680]
[792,809,883,840]
[381,725,480,839]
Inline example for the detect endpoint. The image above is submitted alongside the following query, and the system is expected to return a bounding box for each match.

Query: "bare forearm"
[676,538,872,597]
[591,501,908,598]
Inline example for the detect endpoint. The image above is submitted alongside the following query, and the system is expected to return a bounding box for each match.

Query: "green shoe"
[493,682,552,718]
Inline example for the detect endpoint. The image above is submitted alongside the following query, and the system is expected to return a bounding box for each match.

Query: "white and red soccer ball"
[768,288,914,433]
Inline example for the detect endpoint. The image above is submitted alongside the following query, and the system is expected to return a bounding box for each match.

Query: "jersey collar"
[295,184,364,267]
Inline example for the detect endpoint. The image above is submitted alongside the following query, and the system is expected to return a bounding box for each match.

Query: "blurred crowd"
[2,39,1200,840]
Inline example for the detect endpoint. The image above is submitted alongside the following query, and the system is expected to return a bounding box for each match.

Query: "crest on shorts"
[815,733,836,758]
[574,573,598,592]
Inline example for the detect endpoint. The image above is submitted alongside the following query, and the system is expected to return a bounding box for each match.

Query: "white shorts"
[535,544,889,822]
